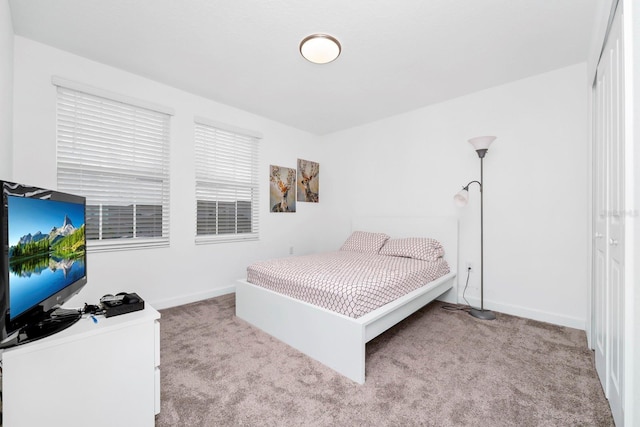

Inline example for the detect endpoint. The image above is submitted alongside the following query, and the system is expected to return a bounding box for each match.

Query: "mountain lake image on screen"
[7,195,86,320]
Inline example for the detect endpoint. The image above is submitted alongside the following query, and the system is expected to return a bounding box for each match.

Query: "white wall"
[11,34,590,329]
[12,36,330,309]
[0,0,13,178]
[322,64,589,328]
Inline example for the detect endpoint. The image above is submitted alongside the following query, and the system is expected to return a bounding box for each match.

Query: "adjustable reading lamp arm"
[461,180,482,191]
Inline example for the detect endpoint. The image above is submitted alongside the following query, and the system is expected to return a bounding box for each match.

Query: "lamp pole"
[480,156,484,309]
[470,149,495,320]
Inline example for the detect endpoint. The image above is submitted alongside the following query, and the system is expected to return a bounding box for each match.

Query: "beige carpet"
[156,294,613,426]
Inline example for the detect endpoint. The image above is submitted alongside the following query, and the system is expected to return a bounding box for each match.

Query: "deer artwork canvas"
[296,159,319,203]
[270,165,296,212]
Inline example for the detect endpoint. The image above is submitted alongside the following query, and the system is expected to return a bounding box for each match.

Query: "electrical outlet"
[466,261,473,270]
[289,246,294,255]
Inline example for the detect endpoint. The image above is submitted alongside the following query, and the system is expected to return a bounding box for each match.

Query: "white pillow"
[379,237,444,261]
[339,231,390,253]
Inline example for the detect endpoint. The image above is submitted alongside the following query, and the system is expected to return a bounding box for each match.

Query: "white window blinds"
[194,118,261,243]
[55,80,172,252]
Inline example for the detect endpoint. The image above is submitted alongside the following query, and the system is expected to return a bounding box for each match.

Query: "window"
[194,118,261,243]
[54,77,172,252]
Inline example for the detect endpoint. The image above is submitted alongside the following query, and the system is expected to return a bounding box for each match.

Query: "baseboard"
[461,295,586,330]
[150,285,236,310]
[436,286,458,304]
[150,285,584,330]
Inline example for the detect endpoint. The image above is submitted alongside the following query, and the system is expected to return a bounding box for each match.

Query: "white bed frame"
[235,216,458,384]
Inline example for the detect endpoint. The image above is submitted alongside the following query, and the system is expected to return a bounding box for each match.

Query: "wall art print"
[296,159,319,203]
[270,165,296,213]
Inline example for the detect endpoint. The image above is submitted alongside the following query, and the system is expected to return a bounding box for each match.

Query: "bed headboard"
[351,216,458,303]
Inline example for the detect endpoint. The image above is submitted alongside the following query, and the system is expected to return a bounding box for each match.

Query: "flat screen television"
[0,180,87,347]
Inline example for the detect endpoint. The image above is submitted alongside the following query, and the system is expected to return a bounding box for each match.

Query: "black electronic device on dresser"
[100,292,144,317]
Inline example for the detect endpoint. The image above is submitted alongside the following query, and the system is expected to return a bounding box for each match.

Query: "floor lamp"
[454,136,497,320]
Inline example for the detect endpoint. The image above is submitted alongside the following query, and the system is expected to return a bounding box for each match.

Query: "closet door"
[606,7,624,422]
[593,4,624,426]
[593,58,608,397]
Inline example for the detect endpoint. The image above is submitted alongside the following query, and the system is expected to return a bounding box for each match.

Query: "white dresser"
[1,305,160,427]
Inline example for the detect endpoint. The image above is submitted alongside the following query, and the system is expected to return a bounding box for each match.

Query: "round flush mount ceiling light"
[299,34,341,64]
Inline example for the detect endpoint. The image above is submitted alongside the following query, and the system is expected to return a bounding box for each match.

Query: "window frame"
[54,77,173,252]
[194,117,261,244]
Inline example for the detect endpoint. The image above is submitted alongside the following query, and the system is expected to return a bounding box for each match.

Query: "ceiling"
[8,0,598,135]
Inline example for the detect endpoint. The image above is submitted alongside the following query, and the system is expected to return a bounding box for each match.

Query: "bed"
[235,216,458,384]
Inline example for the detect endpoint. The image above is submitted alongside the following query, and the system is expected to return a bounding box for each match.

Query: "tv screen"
[8,196,86,319]
[0,181,87,346]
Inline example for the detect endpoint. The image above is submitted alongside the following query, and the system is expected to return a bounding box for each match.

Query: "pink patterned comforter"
[246,251,450,319]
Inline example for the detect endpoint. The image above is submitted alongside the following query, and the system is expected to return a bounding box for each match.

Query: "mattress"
[246,251,450,318]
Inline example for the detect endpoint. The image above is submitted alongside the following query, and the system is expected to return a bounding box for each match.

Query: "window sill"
[195,234,259,245]
[88,238,169,253]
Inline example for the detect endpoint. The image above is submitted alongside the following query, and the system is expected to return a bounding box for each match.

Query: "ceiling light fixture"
[299,34,341,64]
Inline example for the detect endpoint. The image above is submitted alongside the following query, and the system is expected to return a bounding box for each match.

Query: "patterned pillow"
[379,237,445,261]
[339,231,390,253]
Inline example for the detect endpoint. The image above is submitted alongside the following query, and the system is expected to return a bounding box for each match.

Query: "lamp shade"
[468,136,496,151]
[454,189,469,207]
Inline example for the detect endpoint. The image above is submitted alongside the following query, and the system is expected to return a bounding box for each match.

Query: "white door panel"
[594,46,609,395]
[593,5,624,426]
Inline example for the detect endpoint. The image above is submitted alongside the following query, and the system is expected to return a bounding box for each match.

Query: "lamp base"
[469,308,496,320]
